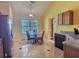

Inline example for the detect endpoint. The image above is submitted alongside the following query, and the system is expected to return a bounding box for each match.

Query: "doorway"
[51,18,53,39]
[48,18,54,40]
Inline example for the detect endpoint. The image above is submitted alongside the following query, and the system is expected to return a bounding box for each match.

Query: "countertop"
[55,32,79,39]
[63,39,79,51]
[55,32,79,50]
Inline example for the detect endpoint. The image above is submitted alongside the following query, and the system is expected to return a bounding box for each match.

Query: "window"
[21,19,38,35]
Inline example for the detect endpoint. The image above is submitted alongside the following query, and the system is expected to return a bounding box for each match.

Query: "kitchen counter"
[63,40,79,51]
[56,32,79,39]
[55,32,79,57]
[61,32,79,39]
[55,32,79,50]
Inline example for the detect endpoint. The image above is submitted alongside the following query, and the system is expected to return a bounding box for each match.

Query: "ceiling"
[0,1,51,19]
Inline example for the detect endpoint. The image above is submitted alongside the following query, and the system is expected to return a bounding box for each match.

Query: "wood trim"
[51,18,53,38]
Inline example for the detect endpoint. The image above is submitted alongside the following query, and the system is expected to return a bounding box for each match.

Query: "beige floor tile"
[12,39,63,58]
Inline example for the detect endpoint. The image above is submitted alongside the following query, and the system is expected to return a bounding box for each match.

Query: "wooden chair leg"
[37,39,43,45]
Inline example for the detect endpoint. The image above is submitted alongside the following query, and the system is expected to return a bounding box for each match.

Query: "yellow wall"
[38,16,44,32]
[42,1,79,39]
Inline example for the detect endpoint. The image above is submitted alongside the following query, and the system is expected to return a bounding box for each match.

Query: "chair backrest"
[26,31,30,40]
[42,31,45,39]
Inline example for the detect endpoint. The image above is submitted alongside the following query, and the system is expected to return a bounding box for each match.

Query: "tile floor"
[12,39,63,58]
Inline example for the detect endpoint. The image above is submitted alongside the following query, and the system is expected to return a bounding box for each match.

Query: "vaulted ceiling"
[0,1,51,19]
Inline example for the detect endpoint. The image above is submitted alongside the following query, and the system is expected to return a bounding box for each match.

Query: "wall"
[38,16,44,32]
[9,5,13,18]
[42,1,79,39]
[0,4,13,17]
[0,4,9,15]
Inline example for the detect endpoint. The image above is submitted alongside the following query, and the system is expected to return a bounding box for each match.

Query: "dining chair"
[26,31,36,44]
[35,31,45,44]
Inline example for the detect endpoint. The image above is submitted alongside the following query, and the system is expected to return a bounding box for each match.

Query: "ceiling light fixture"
[29,14,33,17]
[28,1,35,18]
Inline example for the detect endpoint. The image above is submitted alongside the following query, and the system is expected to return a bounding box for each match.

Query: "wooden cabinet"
[64,45,79,58]
[58,10,73,25]
[58,13,63,25]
